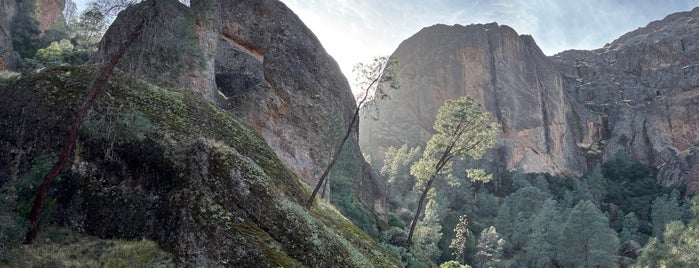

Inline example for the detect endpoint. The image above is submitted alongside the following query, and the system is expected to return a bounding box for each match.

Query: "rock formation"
[360,8,699,191]
[0,67,399,266]
[0,0,19,72]
[0,0,66,72]
[360,23,587,177]
[92,0,386,230]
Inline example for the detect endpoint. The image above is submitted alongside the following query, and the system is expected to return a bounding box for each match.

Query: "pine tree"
[415,199,443,259]
[475,226,504,268]
[620,212,641,243]
[651,189,682,239]
[407,96,500,248]
[560,200,619,268]
[523,199,561,267]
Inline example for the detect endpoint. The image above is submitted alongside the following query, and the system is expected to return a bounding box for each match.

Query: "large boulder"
[93,0,386,226]
[0,66,399,266]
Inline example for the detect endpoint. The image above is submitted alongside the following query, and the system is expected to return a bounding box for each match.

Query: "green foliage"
[382,144,422,213]
[620,212,643,243]
[522,199,561,268]
[560,200,618,268]
[410,96,499,182]
[415,199,443,260]
[475,226,504,268]
[11,0,43,59]
[378,227,430,268]
[0,155,59,261]
[636,196,699,267]
[650,189,684,239]
[440,260,472,268]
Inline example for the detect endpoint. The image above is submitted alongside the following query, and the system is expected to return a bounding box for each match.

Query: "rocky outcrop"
[0,67,399,266]
[0,0,19,72]
[93,0,385,231]
[361,8,699,190]
[360,23,587,177]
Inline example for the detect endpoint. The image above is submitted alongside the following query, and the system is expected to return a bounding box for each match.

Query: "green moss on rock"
[0,66,400,267]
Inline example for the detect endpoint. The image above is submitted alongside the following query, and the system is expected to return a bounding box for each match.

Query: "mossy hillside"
[0,66,400,266]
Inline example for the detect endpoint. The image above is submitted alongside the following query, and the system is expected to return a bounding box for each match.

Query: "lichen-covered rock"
[94,0,387,226]
[0,67,400,267]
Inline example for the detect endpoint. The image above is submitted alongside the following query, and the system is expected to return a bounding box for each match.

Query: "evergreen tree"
[475,226,504,268]
[584,166,607,206]
[637,197,699,267]
[620,212,641,243]
[407,96,500,248]
[523,199,561,267]
[651,190,682,239]
[381,145,422,211]
[560,200,619,268]
[415,199,443,259]
[494,202,513,243]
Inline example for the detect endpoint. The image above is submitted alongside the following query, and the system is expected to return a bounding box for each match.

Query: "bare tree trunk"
[23,19,146,245]
[406,176,435,249]
[305,65,383,209]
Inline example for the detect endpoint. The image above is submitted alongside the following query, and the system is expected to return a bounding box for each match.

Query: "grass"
[1,226,172,268]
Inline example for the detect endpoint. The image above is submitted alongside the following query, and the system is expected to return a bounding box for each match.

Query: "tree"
[475,226,504,268]
[23,3,149,244]
[651,189,682,239]
[306,56,397,209]
[636,196,699,267]
[414,199,443,259]
[560,200,619,268]
[449,214,470,264]
[620,212,641,243]
[523,199,561,267]
[406,96,500,248]
[381,144,422,211]
[440,260,472,268]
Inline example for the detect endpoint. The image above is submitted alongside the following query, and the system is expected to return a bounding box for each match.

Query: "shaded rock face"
[0,0,19,71]
[361,8,699,190]
[94,0,385,225]
[0,67,399,266]
[360,23,587,177]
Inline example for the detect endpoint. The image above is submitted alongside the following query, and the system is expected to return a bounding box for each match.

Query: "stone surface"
[94,0,386,228]
[360,23,587,177]
[361,8,699,191]
[0,67,399,266]
[0,0,19,72]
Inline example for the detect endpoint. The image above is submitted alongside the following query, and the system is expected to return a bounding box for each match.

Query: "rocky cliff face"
[360,23,587,177]
[93,0,385,230]
[0,0,19,72]
[360,8,699,191]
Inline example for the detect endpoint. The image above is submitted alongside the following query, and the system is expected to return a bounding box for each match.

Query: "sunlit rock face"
[361,8,699,190]
[94,0,385,220]
[360,23,587,177]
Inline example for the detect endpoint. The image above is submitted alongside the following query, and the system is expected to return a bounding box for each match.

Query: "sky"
[279,0,699,92]
[73,0,699,93]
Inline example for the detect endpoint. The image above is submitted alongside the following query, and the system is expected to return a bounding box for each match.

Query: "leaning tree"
[406,96,500,248]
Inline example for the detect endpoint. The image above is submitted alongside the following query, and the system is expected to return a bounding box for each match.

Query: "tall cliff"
[92,0,385,232]
[360,23,587,177]
[0,0,18,72]
[360,8,699,191]
[0,0,66,72]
